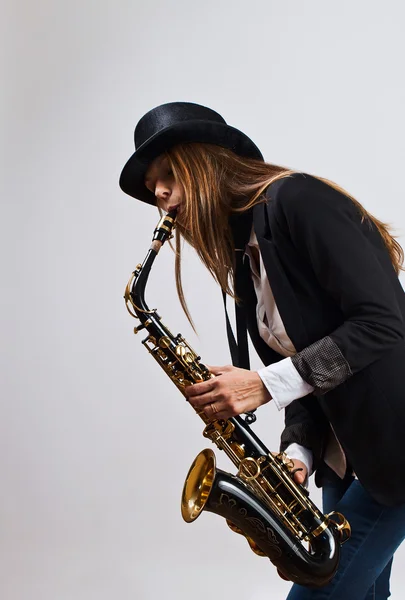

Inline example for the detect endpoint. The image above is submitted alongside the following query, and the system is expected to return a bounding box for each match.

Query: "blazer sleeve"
[271,174,404,396]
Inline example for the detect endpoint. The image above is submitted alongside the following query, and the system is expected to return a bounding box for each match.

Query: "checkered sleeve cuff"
[291,335,352,395]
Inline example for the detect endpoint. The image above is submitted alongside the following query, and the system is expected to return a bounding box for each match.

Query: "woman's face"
[144,153,184,214]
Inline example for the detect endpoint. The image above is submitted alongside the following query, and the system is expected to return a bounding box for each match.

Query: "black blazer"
[231,172,405,507]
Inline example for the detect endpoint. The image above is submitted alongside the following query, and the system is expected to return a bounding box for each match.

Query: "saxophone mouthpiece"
[151,210,177,251]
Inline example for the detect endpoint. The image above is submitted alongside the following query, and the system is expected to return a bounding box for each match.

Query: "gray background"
[2,1,405,598]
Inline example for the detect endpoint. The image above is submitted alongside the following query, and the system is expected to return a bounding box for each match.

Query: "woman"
[119,101,405,599]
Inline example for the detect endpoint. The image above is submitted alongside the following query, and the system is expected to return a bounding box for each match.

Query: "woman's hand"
[288,458,308,485]
[184,364,272,421]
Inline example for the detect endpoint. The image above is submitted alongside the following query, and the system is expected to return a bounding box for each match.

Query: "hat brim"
[119,120,263,205]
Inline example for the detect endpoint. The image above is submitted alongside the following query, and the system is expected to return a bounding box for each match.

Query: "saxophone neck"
[125,210,177,320]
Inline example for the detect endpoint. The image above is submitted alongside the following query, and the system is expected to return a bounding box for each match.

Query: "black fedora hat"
[119,101,264,205]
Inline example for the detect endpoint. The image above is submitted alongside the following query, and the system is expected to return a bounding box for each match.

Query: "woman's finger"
[185,379,215,398]
[187,390,217,408]
[293,470,306,484]
[205,364,227,375]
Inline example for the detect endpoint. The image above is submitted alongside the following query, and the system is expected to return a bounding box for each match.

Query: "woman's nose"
[155,183,171,204]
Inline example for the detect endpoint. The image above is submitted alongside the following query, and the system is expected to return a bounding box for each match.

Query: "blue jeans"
[286,469,405,600]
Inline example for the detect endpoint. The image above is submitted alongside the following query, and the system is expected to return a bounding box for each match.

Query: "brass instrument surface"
[124,210,350,587]
[126,319,346,544]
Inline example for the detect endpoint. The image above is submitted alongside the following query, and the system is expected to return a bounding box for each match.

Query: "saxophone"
[124,210,350,588]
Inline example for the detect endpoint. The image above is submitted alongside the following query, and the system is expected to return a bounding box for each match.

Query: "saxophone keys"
[143,336,157,350]
[325,511,351,544]
[175,345,195,364]
[229,442,245,459]
[134,318,153,334]
[274,452,295,471]
[159,336,171,348]
[238,457,262,481]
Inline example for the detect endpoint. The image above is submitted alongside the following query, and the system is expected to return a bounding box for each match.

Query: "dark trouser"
[286,468,405,599]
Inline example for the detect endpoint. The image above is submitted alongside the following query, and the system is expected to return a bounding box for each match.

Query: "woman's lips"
[171,205,182,216]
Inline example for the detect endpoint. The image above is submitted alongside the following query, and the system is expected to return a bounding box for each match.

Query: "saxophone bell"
[181,448,348,588]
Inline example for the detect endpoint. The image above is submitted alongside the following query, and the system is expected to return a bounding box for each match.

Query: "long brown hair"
[159,142,404,330]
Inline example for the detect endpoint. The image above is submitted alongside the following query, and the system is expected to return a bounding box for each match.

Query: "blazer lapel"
[253,203,311,353]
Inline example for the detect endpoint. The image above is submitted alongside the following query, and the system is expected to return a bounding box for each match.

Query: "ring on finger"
[210,402,218,415]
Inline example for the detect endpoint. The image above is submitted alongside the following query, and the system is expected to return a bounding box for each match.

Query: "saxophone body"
[124,211,350,588]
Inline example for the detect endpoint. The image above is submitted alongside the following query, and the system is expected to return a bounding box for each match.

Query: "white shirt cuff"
[283,443,313,487]
[257,357,315,411]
